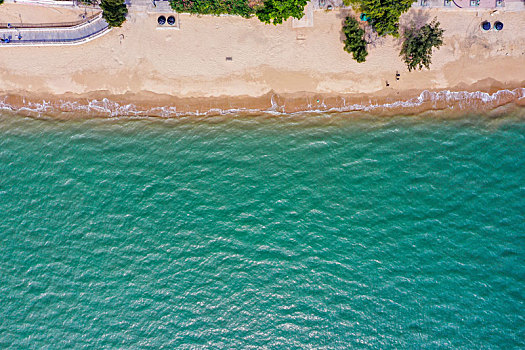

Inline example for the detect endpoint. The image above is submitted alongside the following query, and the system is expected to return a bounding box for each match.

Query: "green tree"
[256,0,308,25]
[100,0,128,27]
[342,16,368,63]
[400,18,443,71]
[170,0,255,18]
[344,0,415,37]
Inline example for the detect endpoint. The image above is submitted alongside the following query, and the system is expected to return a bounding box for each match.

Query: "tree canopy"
[169,0,308,24]
[170,0,254,18]
[344,0,415,37]
[400,18,444,71]
[256,0,308,25]
[100,0,128,27]
[342,16,368,63]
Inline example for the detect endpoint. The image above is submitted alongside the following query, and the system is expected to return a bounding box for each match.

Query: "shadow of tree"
[337,9,385,48]
[338,10,354,43]
[401,9,431,31]
[394,10,433,47]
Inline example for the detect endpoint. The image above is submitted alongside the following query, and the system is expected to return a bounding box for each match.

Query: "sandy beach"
[0,3,524,116]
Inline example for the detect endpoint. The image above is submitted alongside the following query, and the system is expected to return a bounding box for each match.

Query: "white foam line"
[0,88,523,118]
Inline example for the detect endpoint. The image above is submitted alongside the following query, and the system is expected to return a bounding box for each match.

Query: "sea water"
[0,111,524,348]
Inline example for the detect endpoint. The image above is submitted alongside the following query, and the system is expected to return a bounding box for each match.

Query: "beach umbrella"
[481,21,491,31]
[167,16,176,25]
[494,21,503,31]
[158,16,166,25]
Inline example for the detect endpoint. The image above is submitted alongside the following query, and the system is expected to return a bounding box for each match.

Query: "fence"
[0,13,99,29]
[1,25,109,45]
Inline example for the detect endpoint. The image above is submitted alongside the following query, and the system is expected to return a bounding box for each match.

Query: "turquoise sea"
[0,110,524,348]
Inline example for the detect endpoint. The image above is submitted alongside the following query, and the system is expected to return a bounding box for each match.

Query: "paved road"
[0,14,109,46]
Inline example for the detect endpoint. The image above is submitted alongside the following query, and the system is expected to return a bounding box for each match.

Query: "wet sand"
[0,5,524,116]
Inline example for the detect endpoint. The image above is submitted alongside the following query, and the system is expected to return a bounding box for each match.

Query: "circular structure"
[167,16,176,26]
[158,16,166,25]
[481,21,491,31]
[494,21,503,31]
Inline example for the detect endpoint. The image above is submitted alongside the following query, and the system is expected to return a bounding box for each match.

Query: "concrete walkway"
[413,0,524,10]
[0,13,109,46]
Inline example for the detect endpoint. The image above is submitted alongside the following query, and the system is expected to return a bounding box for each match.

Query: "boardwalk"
[414,0,524,9]
[0,13,109,46]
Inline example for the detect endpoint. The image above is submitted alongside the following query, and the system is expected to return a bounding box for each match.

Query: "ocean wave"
[329,88,525,114]
[0,88,524,118]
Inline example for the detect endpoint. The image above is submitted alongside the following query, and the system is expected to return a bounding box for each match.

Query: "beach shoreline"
[2,84,524,119]
[0,5,524,117]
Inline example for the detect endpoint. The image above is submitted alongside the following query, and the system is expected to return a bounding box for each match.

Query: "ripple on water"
[0,111,524,348]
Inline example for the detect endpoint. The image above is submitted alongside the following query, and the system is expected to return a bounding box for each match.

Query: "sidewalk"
[0,13,109,46]
[413,0,524,10]
[3,0,77,6]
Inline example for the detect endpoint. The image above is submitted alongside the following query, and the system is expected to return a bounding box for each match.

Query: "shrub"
[342,16,368,63]
[400,18,444,71]
[344,0,415,37]
[100,0,128,27]
[169,0,310,24]
[256,0,308,25]
[170,0,255,18]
